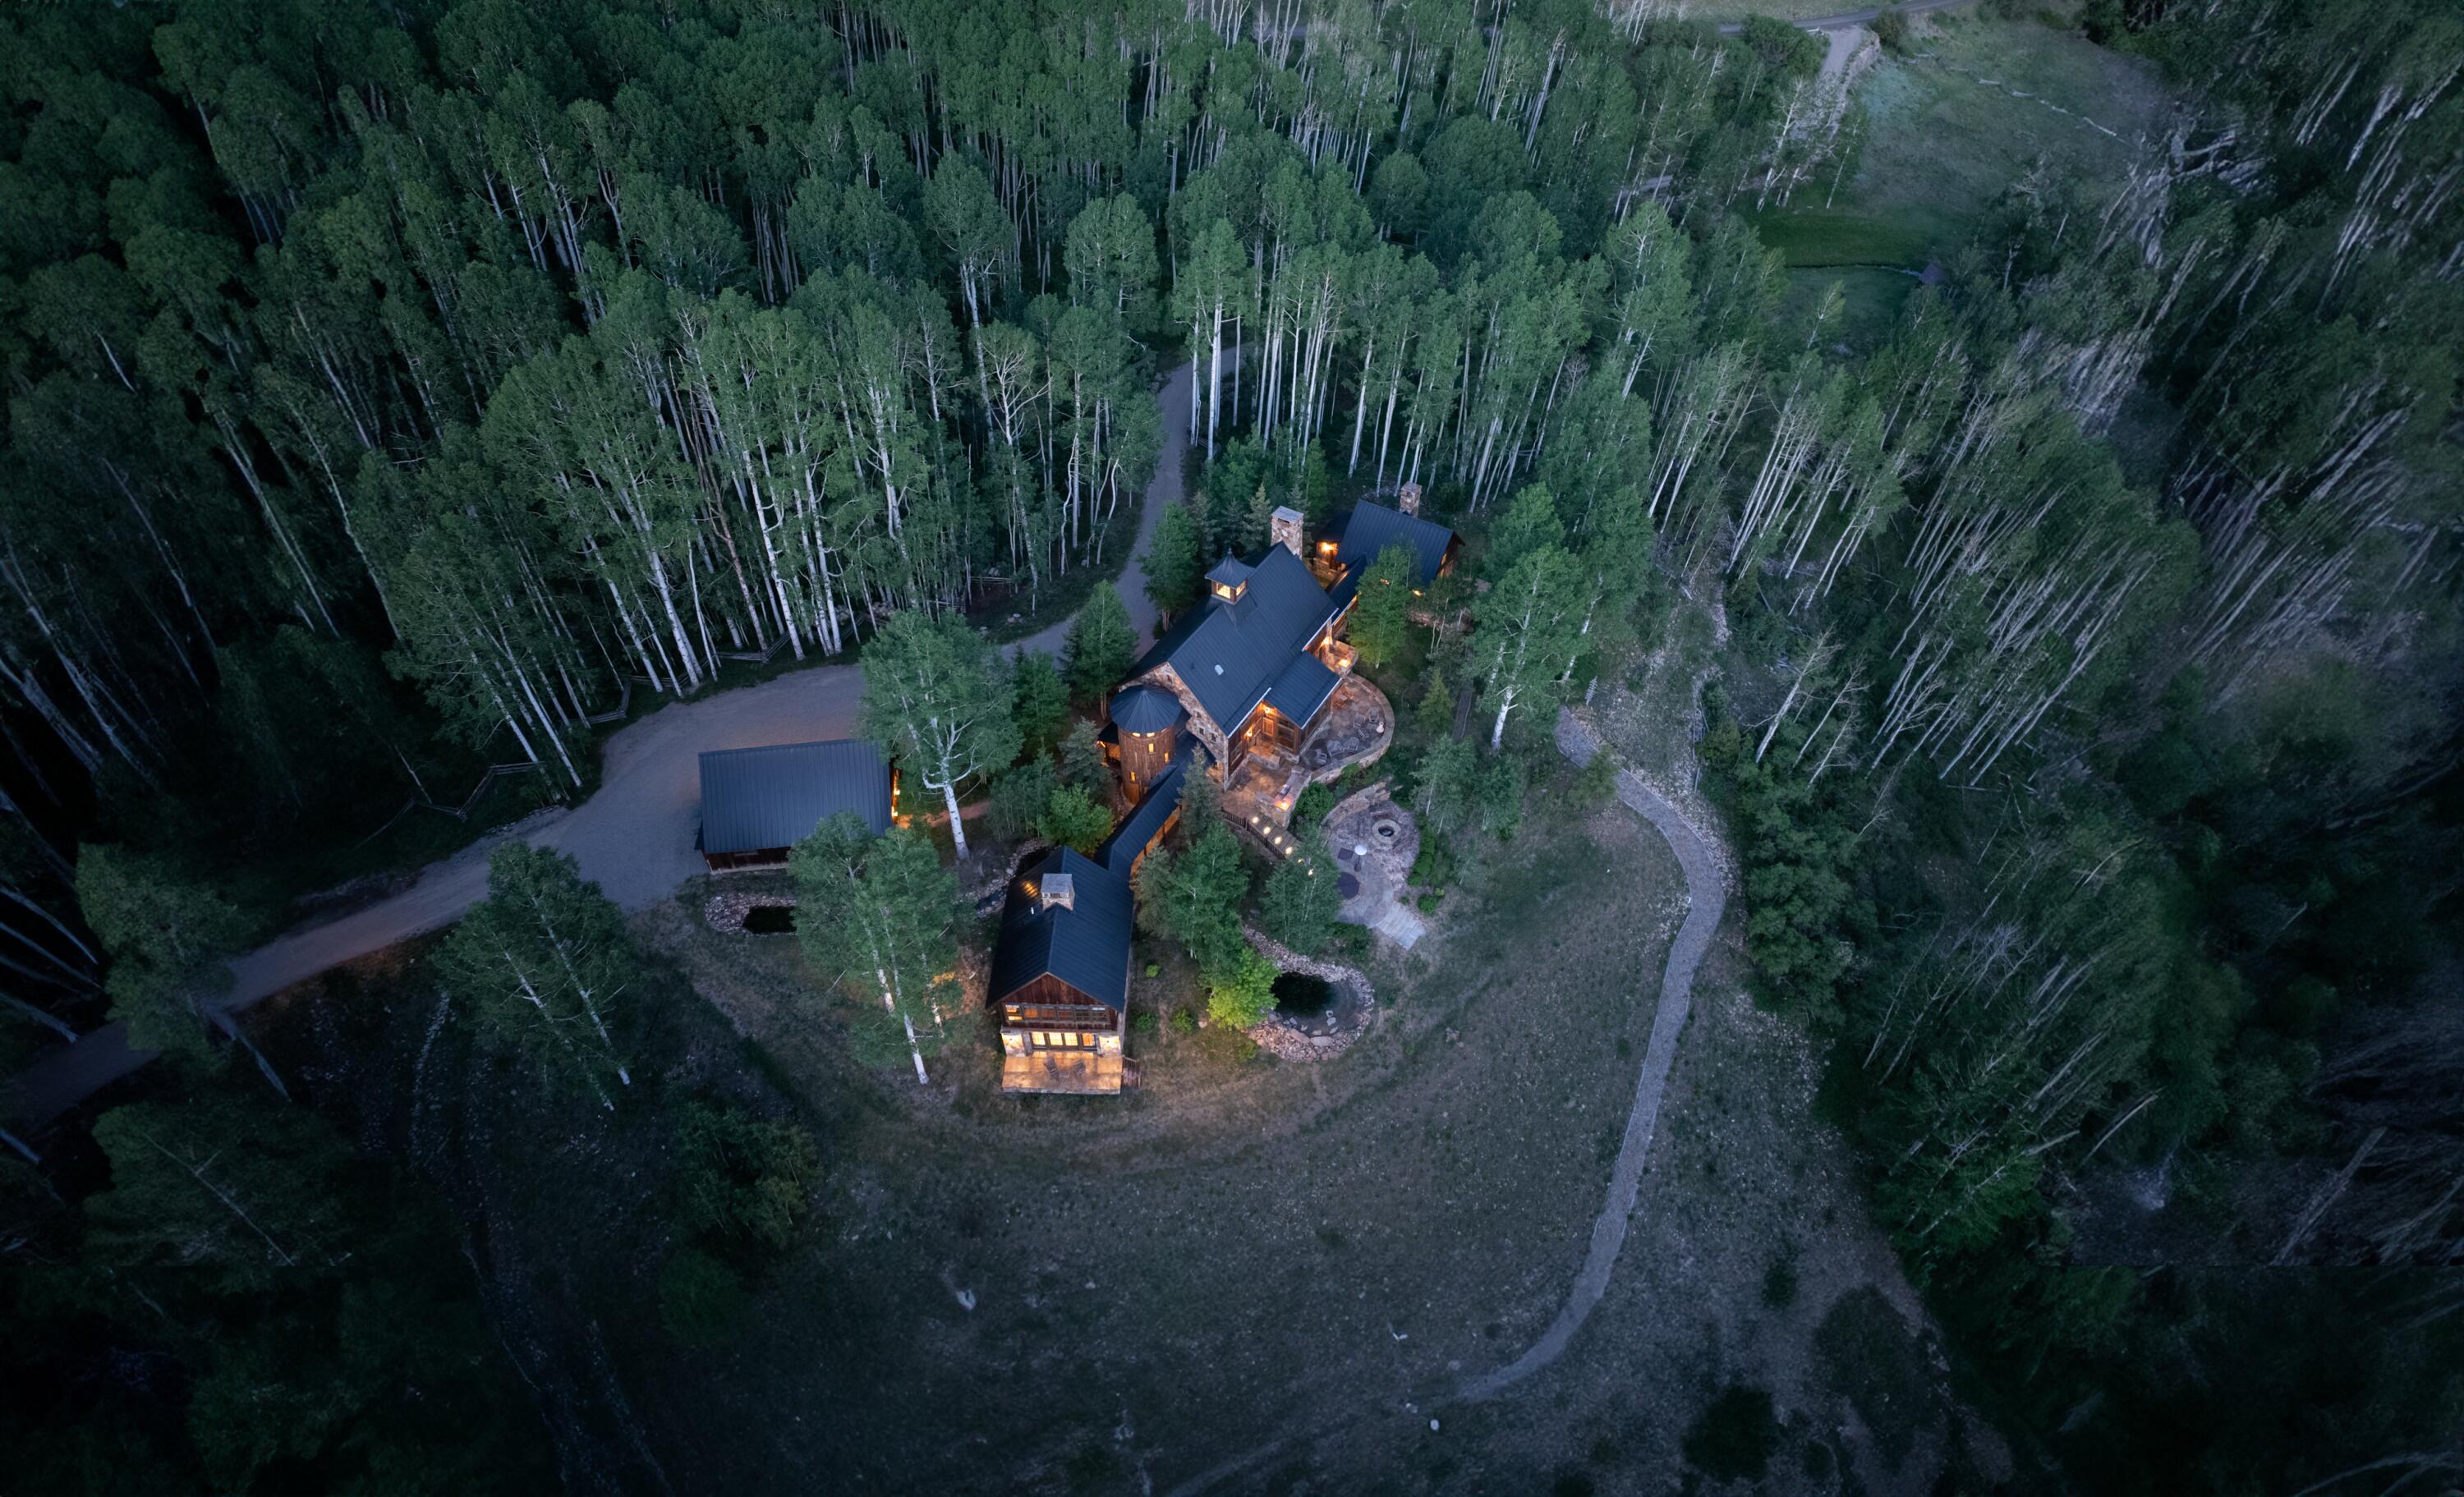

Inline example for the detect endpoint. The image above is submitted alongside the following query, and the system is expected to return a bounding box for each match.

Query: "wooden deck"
[1000,1051,1126,1095]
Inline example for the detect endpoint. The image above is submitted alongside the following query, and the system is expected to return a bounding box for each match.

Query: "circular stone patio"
[1322,783,1426,949]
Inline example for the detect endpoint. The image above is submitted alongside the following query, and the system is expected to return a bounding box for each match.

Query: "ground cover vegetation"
[5,0,2458,1490]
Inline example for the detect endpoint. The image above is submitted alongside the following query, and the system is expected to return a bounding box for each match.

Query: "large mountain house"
[696,738,895,870]
[995,494,1457,1095]
[1111,507,1354,801]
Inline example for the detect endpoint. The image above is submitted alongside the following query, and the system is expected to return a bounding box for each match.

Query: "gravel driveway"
[8,363,1195,1130]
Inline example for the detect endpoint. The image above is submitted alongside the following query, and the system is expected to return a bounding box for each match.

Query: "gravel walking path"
[1163,707,1732,1493]
[1455,708,1727,1401]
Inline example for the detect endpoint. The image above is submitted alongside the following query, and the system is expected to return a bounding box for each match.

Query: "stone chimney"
[1041,872,1074,912]
[1270,505,1305,558]
[1397,482,1423,517]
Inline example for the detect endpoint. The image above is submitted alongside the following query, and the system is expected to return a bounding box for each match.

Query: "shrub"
[1037,785,1115,854]
[1169,1008,1198,1035]
[1203,946,1280,1028]
[659,1246,750,1346]
[669,1101,821,1254]
[1683,1384,1781,1481]
[1873,8,1909,52]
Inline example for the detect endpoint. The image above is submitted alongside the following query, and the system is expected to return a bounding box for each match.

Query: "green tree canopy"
[1347,540,1419,669]
[1037,784,1115,855]
[75,844,246,1063]
[1063,581,1138,704]
[789,815,965,1082]
[1144,501,1205,621]
[1262,848,1342,955]
[1010,650,1070,760]
[1134,822,1251,973]
[861,609,1019,859]
[434,843,635,1109]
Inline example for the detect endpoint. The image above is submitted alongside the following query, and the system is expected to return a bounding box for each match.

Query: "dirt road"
[1456,709,1727,1400]
[1715,0,1971,34]
[7,362,1194,1131]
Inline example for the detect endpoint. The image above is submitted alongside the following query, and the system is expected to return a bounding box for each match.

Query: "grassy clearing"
[614,792,1686,1490]
[1758,9,2172,317]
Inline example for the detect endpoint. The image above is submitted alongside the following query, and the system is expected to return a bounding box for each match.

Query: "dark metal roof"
[1109,684,1187,735]
[988,847,1133,1010]
[1262,650,1340,725]
[1098,762,1184,875]
[1132,545,1341,733]
[697,738,892,855]
[1331,500,1456,587]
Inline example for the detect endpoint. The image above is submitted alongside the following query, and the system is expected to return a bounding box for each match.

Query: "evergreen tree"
[1037,786,1115,855]
[1010,650,1069,760]
[1060,718,1111,796]
[1063,581,1137,704]
[1134,824,1250,973]
[988,760,1060,843]
[1144,502,1205,622]
[1347,542,1418,669]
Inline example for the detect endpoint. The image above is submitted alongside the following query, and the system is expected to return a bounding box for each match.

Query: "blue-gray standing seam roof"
[696,738,892,855]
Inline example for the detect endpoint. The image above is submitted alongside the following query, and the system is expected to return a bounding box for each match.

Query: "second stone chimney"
[1397,482,1423,517]
[1040,872,1074,912]
[1271,505,1305,558]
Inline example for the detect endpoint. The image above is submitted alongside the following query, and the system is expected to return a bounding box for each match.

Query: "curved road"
[7,362,1194,1132]
[1715,0,1973,34]
[1455,709,1726,1400]
[1162,709,1726,1495]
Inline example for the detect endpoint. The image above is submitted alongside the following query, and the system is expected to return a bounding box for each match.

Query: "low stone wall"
[1241,923,1377,1060]
[704,890,796,934]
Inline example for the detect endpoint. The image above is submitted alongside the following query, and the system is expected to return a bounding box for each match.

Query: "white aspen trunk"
[937,775,969,858]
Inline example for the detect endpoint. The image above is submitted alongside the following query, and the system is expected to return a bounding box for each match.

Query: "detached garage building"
[696,738,895,871]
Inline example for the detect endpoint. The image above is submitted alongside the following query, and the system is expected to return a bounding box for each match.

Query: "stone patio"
[1223,676,1395,838]
[1323,783,1426,949]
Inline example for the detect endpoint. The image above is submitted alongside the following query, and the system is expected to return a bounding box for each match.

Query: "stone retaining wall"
[1241,922,1377,1060]
[705,890,796,934]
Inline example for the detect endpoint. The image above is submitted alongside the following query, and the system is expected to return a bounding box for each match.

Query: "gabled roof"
[1110,684,1186,736]
[988,847,1133,1011]
[1133,544,1341,732]
[1331,499,1457,587]
[1262,650,1340,725]
[697,738,892,855]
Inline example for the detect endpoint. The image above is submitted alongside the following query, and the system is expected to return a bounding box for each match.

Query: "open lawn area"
[246,736,1999,1494]
[1755,8,2174,347]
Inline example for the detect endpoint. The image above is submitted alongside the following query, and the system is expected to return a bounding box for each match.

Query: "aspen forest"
[2,0,2458,1492]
